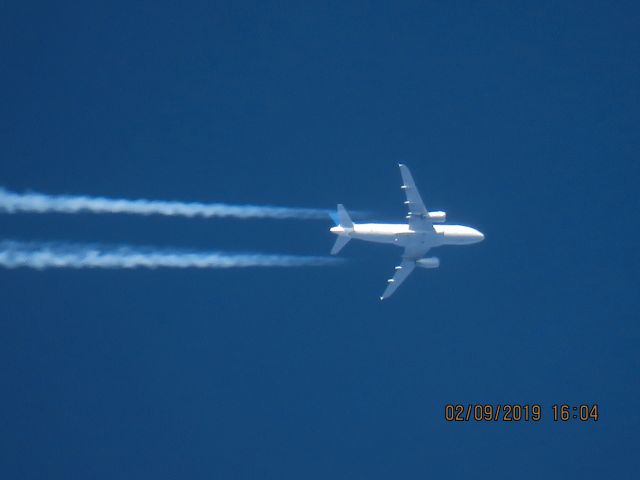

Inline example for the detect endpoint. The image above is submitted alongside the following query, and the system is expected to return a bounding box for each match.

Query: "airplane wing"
[380,260,416,300]
[399,164,434,232]
[379,244,431,300]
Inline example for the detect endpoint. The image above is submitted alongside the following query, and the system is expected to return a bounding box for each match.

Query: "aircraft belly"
[395,236,417,247]
[351,233,396,244]
[350,223,441,247]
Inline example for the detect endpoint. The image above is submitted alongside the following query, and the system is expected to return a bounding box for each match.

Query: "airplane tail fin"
[329,204,354,255]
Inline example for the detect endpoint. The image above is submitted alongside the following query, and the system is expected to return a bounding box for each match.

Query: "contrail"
[0,240,342,270]
[0,188,333,220]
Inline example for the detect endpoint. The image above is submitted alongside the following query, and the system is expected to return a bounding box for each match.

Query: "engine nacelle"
[428,211,446,223]
[416,257,440,269]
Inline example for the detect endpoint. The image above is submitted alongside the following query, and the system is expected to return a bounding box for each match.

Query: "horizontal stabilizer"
[336,204,354,229]
[330,235,351,255]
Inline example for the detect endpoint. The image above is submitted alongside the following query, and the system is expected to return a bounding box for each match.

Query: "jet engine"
[428,211,446,222]
[416,257,440,269]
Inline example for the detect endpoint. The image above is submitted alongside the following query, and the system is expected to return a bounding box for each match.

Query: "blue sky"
[1,1,639,478]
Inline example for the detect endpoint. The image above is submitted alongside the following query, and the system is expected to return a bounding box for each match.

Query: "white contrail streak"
[0,188,332,220]
[0,241,341,270]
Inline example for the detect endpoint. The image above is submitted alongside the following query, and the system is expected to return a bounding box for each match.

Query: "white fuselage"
[330,223,484,248]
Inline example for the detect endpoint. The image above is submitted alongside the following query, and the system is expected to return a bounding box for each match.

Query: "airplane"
[330,164,484,300]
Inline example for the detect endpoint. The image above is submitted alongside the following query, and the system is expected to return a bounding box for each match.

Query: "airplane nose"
[477,230,485,242]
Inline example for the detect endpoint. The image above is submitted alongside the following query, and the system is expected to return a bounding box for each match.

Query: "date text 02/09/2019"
[444,404,599,422]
